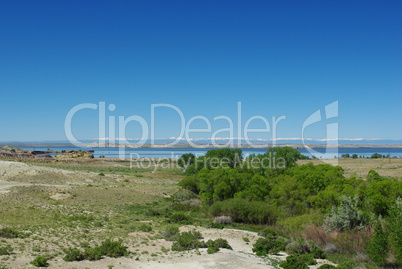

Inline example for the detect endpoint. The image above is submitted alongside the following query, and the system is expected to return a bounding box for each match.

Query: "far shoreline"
[2,142,402,149]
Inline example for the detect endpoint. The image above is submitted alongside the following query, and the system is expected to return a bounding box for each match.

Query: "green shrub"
[206,238,232,250]
[279,254,309,269]
[168,212,193,224]
[83,247,103,261]
[258,227,277,238]
[30,256,48,267]
[310,245,326,259]
[63,248,84,261]
[298,253,317,265]
[139,224,152,232]
[207,245,219,254]
[0,228,21,238]
[178,175,200,194]
[0,245,13,255]
[387,197,402,263]
[366,222,389,265]
[286,238,310,255]
[206,222,224,229]
[98,239,128,258]
[171,231,204,251]
[252,237,287,256]
[162,226,180,241]
[209,198,279,225]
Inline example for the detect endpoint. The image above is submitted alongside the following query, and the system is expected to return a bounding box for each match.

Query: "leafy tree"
[366,222,389,265]
[387,197,402,263]
[366,170,382,181]
[204,148,243,168]
[177,153,195,169]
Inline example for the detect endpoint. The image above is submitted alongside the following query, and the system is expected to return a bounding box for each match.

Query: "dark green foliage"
[139,224,152,232]
[387,198,402,263]
[310,246,326,259]
[207,245,219,254]
[366,222,389,265]
[266,146,304,168]
[171,231,232,253]
[63,248,84,261]
[168,212,193,224]
[370,153,384,159]
[0,228,22,238]
[30,256,48,267]
[317,264,336,269]
[178,153,196,168]
[204,148,243,168]
[298,253,317,265]
[206,238,232,250]
[67,239,128,261]
[162,226,180,241]
[0,245,13,255]
[178,175,200,194]
[258,227,277,238]
[366,170,382,181]
[171,231,204,251]
[279,254,310,269]
[252,237,288,256]
[83,247,103,261]
[97,239,128,258]
[209,198,279,225]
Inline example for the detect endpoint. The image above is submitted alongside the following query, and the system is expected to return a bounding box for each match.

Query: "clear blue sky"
[0,0,401,142]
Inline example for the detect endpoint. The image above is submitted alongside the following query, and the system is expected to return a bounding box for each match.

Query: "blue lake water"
[21,147,402,159]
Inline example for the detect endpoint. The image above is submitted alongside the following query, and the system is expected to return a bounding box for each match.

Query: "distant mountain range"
[1,138,402,148]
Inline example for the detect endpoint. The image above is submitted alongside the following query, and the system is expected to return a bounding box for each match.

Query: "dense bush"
[310,245,326,259]
[63,239,128,262]
[63,248,84,261]
[97,239,128,258]
[83,246,103,261]
[206,238,232,250]
[30,256,48,267]
[162,225,180,241]
[207,245,219,254]
[171,231,204,251]
[387,197,402,263]
[206,222,224,229]
[0,245,13,255]
[170,231,232,253]
[177,147,402,266]
[252,237,288,256]
[0,228,22,239]
[168,212,193,224]
[209,198,279,225]
[139,224,152,232]
[279,254,314,269]
[366,222,389,265]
